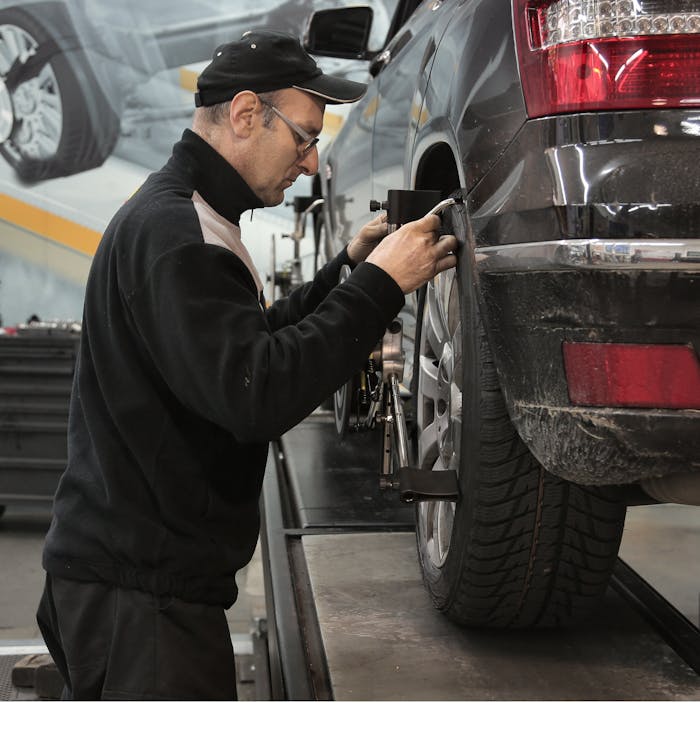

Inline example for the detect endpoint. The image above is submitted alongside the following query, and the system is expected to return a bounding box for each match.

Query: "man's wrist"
[346,238,361,265]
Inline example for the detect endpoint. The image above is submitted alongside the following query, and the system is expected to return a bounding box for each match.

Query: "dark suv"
[307,0,700,627]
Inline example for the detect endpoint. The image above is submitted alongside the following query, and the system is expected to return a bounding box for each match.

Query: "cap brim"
[293,73,367,104]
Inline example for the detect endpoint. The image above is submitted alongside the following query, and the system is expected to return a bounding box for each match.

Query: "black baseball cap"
[194,30,367,107]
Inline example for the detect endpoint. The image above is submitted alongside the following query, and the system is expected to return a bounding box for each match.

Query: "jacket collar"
[171,129,264,226]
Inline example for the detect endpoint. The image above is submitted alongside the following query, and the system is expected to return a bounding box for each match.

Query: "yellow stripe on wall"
[0,193,101,257]
[321,111,344,135]
[179,66,200,93]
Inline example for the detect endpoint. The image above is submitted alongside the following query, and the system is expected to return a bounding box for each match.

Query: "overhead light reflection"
[614,47,646,85]
[681,118,700,136]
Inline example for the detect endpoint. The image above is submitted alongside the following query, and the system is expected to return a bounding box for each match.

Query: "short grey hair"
[199,100,231,126]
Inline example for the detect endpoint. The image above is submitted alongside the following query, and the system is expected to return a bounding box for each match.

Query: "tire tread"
[415,261,626,628]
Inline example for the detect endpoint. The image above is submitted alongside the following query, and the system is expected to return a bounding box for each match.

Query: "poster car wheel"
[0,4,119,182]
[413,204,628,628]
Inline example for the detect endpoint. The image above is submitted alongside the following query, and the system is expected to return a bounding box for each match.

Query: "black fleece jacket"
[42,130,404,607]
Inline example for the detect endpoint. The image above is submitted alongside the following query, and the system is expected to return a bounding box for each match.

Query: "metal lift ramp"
[260,412,700,701]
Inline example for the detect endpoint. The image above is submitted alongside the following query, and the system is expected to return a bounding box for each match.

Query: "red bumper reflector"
[563,342,700,409]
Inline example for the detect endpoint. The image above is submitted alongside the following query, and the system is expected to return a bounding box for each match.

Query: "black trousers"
[36,573,237,700]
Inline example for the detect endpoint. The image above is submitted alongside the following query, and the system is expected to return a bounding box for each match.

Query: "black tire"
[0,505,5,520]
[413,204,627,628]
[0,5,120,182]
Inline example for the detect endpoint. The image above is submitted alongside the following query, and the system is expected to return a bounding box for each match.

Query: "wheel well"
[415,144,460,197]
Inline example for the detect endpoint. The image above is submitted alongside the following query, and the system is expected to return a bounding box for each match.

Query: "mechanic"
[36,30,457,700]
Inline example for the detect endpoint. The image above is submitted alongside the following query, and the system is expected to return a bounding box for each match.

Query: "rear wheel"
[0,6,120,182]
[413,204,627,627]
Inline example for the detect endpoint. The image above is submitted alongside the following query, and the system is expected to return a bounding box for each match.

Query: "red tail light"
[513,0,700,116]
[563,342,700,408]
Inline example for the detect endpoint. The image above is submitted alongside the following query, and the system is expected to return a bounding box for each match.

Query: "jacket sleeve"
[127,242,403,442]
[264,247,354,331]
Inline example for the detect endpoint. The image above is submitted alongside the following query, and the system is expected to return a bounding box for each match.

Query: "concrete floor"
[619,503,700,627]
[1,499,698,700]
[304,531,700,701]
[302,504,700,701]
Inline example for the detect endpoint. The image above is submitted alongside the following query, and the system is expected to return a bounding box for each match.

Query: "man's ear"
[228,91,259,138]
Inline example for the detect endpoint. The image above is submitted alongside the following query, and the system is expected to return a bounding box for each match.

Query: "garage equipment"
[269,196,323,300]
[337,190,463,503]
[0,321,79,513]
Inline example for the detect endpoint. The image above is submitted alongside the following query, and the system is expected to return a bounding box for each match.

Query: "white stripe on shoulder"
[191,190,264,295]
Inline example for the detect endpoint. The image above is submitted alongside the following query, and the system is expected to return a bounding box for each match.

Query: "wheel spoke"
[434,447,453,473]
[418,420,439,468]
[435,501,455,563]
[417,349,439,468]
[38,97,61,138]
[425,283,448,354]
[1,25,34,70]
[418,353,439,402]
[0,34,12,74]
[2,27,21,70]
[435,269,457,339]
[34,128,55,157]
[419,497,455,568]
[422,502,439,563]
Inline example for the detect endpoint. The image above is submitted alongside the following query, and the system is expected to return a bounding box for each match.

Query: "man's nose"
[298,145,319,176]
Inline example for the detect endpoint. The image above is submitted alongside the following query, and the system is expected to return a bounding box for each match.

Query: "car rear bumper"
[464,108,700,485]
[475,242,700,485]
[476,239,700,272]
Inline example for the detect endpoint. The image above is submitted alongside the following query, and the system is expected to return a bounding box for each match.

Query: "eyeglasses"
[259,99,319,159]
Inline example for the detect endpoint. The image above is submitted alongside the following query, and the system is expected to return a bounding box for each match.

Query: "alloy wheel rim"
[0,24,62,158]
[416,268,462,569]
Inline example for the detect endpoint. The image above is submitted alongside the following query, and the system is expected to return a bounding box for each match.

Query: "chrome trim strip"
[475,239,700,272]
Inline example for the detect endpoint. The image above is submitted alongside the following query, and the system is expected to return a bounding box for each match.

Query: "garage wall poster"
[0,0,396,328]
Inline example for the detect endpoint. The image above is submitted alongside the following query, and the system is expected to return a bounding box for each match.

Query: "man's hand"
[347,213,388,264]
[365,213,457,294]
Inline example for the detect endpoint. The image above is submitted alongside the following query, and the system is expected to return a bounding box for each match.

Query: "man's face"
[248,88,324,206]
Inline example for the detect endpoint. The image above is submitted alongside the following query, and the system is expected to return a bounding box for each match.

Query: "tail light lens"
[513,0,700,116]
[563,342,700,408]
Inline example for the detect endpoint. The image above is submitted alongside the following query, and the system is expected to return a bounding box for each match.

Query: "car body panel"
[413,0,527,193]
[467,109,700,482]
[371,0,449,197]
[316,0,700,488]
